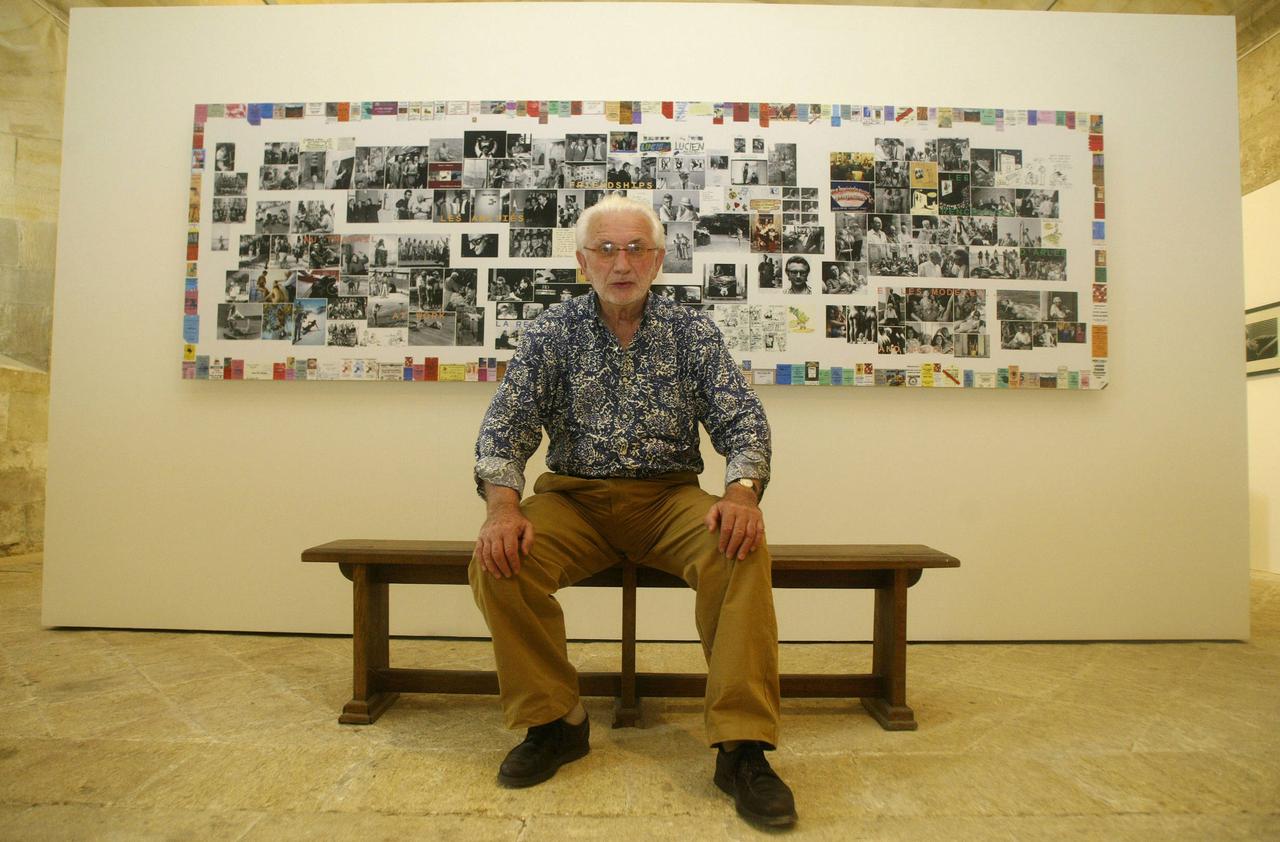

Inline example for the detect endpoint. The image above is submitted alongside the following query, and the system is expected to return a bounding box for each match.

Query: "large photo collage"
[190,102,1106,386]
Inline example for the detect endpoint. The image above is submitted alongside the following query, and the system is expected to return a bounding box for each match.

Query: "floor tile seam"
[112,650,217,737]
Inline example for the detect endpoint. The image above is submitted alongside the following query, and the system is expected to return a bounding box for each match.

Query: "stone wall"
[0,367,48,555]
[1239,0,1280,194]
[0,0,64,556]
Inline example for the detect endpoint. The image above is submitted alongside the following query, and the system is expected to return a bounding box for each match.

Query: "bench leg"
[340,565,400,725]
[863,568,917,731]
[613,563,641,728]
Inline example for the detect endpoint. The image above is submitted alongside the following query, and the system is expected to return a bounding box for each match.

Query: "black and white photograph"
[939,173,970,215]
[821,261,866,293]
[214,142,235,171]
[399,235,448,267]
[488,269,534,302]
[296,269,338,299]
[1041,291,1078,321]
[954,332,990,358]
[386,146,429,189]
[906,288,953,323]
[346,189,384,224]
[1017,189,1060,218]
[565,133,607,162]
[968,245,1020,279]
[970,148,996,187]
[508,228,552,257]
[431,138,463,162]
[258,165,298,191]
[704,263,747,301]
[996,290,1042,322]
[464,131,506,160]
[868,243,919,277]
[937,138,970,172]
[510,190,557,228]
[409,310,456,346]
[325,148,354,190]
[304,235,339,270]
[263,141,299,166]
[326,320,359,347]
[214,172,247,196]
[695,213,749,251]
[782,217,823,254]
[767,143,796,186]
[225,269,251,302]
[755,254,780,290]
[833,213,865,261]
[463,233,499,258]
[255,201,290,234]
[412,269,444,310]
[731,158,765,186]
[455,305,485,346]
[217,302,262,340]
[442,268,478,310]
[237,234,269,269]
[367,290,410,329]
[298,150,327,190]
[293,201,335,234]
[848,305,877,344]
[663,222,694,273]
[212,197,246,224]
[472,189,508,224]
[1020,247,1067,281]
[434,189,472,223]
[655,191,700,223]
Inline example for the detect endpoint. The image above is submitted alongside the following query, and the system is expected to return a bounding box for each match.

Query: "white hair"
[574,194,664,250]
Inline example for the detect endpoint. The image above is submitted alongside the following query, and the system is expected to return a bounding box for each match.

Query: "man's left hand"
[704,483,765,561]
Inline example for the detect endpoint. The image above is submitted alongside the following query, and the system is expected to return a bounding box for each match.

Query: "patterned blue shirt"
[475,290,771,498]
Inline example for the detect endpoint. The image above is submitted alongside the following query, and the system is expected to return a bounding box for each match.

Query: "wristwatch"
[732,478,758,498]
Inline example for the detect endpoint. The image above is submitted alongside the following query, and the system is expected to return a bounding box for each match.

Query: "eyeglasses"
[583,242,659,260]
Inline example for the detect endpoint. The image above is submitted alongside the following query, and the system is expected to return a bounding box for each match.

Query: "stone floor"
[0,554,1277,841]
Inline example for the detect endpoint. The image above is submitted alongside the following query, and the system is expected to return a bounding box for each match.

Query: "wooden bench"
[302,539,959,732]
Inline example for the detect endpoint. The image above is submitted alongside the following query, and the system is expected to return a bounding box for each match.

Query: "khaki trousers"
[469,471,781,748]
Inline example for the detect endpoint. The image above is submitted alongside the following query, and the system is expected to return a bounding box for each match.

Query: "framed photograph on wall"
[1246,301,1280,376]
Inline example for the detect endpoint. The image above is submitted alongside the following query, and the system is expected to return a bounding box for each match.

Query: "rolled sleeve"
[692,322,773,500]
[473,328,552,499]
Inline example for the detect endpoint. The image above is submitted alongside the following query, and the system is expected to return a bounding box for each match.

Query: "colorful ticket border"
[184,100,1107,388]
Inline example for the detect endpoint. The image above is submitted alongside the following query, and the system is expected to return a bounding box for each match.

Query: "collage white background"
[195,110,1095,383]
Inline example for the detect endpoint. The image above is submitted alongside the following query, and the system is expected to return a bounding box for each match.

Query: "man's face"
[786,261,808,287]
[575,210,664,312]
[871,218,883,232]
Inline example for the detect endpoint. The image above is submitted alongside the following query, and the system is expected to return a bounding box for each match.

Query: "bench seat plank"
[302,537,958,732]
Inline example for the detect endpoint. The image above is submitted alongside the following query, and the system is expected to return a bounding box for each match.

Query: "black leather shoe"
[497,713,590,788]
[714,741,798,828]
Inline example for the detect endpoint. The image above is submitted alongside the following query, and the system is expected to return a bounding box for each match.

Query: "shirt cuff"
[474,457,526,499]
[725,449,770,502]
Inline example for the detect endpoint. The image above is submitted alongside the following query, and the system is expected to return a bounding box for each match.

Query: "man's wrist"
[483,483,521,513]
[725,478,760,503]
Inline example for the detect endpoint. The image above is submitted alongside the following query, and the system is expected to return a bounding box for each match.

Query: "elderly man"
[470,194,795,828]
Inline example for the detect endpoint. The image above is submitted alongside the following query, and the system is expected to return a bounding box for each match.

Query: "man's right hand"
[476,485,534,578]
